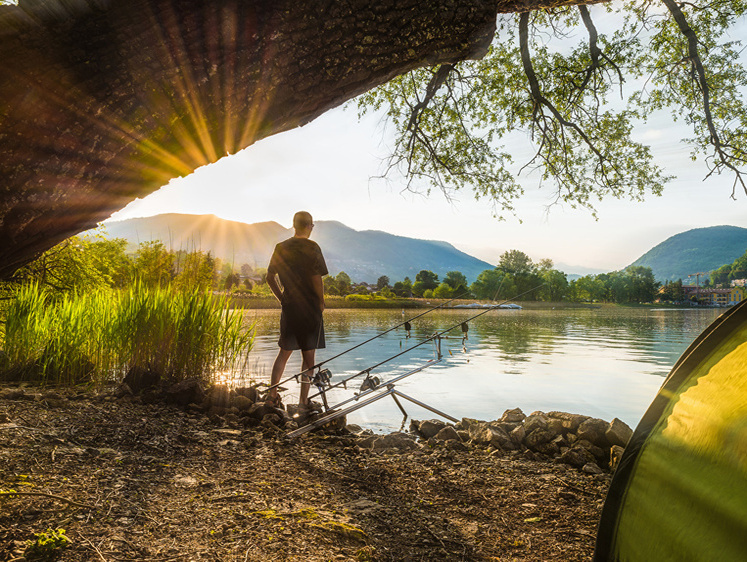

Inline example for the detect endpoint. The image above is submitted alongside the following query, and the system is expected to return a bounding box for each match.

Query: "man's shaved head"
[293,211,313,231]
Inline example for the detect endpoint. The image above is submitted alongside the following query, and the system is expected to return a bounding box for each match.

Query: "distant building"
[731,279,747,287]
[731,286,746,305]
[683,285,745,306]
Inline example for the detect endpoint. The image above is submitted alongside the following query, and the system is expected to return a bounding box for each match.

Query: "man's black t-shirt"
[268,237,328,350]
[268,237,328,307]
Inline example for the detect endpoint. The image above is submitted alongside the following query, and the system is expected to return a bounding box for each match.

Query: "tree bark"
[0,0,598,277]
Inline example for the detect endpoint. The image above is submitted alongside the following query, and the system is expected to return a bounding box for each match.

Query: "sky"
[106,8,747,275]
[108,102,746,275]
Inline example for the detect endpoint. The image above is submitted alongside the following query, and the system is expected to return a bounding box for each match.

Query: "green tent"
[594,300,747,560]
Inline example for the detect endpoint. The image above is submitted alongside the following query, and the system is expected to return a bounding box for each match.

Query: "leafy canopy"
[358,1,747,216]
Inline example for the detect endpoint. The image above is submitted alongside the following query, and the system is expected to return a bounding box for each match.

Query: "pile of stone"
[160,380,335,431]
[353,408,632,474]
[165,381,633,473]
[3,380,632,474]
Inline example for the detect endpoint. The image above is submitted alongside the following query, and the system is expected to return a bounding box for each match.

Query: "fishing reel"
[359,372,381,392]
[312,368,333,390]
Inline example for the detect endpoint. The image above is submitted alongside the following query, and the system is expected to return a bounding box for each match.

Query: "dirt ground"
[1,387,610,561]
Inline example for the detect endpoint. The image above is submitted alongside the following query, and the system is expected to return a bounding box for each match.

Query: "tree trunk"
[0,0,596,277]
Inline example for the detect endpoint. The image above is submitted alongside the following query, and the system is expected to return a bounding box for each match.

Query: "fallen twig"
[209,494,257,502]
[424,524,447,549]
[81,534,108,562]
[549,475,597,497]
[0,490,94,509]
[0,424,41,431]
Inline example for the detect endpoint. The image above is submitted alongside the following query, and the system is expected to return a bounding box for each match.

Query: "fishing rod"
[317,356,444,414]
[307,283,545,403]
[265,291,469,392]
[287,283,546,436]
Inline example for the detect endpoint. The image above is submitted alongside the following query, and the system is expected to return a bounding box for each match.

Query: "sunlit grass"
[0,283,254,387]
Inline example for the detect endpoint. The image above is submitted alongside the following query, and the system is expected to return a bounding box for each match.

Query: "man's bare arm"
[267,270,283,302]
[312,274,325,311]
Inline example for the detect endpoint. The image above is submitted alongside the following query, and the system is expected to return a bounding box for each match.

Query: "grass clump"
[24,528,70,561]
[0,283,254,387]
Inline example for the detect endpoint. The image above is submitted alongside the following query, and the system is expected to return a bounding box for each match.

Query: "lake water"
[239,307,723,433]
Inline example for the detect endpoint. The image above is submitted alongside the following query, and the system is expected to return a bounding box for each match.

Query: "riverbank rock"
[234,385,260,403]
[414,419,449,439]
[500,407,526,423]
[248,401,284,422]
[606,418,634,447]
[576,418,611,448]
[357,432,420,451]
[123,366,160,392]
[203,384,231,411]
[556,445,597,469]
[410,409,633,473]
[469,423,516,450]
[165,378,205,407]
[547,411,589,432]
[435,426,461,442]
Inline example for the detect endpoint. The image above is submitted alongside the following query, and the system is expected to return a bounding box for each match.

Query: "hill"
[99,213,287,269]
[629,225,747,282]
[99,214,496,284]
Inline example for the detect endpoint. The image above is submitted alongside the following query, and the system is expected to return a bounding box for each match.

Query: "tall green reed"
[38,290,112,385]
[114,283,255,386]
[2,283,52,380]
[0,283,254,387]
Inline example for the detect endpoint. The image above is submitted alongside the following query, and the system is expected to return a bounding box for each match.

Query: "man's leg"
[299,348,316,406]
[269,348,293,403]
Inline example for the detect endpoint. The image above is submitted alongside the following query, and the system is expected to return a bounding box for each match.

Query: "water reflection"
[241,307,722,433]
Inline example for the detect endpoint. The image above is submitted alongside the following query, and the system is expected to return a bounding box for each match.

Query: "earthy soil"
[1,387,610,561]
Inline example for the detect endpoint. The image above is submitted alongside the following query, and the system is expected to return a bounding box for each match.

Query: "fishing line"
[307,283,545,401]
[266,291,469,392]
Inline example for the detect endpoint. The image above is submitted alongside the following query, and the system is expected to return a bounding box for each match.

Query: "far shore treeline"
[0,233,670,305]
[2,232,738,387]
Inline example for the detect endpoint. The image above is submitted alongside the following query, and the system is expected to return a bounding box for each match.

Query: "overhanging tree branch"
[406,64,454,133]
[661,0,747,197]
[519,11,610,181]
[578,5,624,95]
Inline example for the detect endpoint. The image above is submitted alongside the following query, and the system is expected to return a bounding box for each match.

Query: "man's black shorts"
[278,305,325,351]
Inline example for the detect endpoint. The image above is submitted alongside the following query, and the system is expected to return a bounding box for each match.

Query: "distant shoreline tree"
[710,249,747,286]
[568,266,659,304]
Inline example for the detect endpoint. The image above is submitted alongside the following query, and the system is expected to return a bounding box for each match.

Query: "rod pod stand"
[286,382,458,439]
[287,284,546,437]
[287,335,457,439]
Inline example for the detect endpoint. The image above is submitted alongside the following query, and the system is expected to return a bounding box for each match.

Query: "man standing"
[266,211,327,409]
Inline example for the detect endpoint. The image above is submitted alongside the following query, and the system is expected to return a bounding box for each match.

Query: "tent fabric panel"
[594,301,747,561]
[614,375,747,560]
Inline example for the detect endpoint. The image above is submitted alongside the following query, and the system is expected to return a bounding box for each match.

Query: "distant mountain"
[99,213,287,268]
[629,225,747,282]
[554,262,607,281]
[98,214,496,283]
